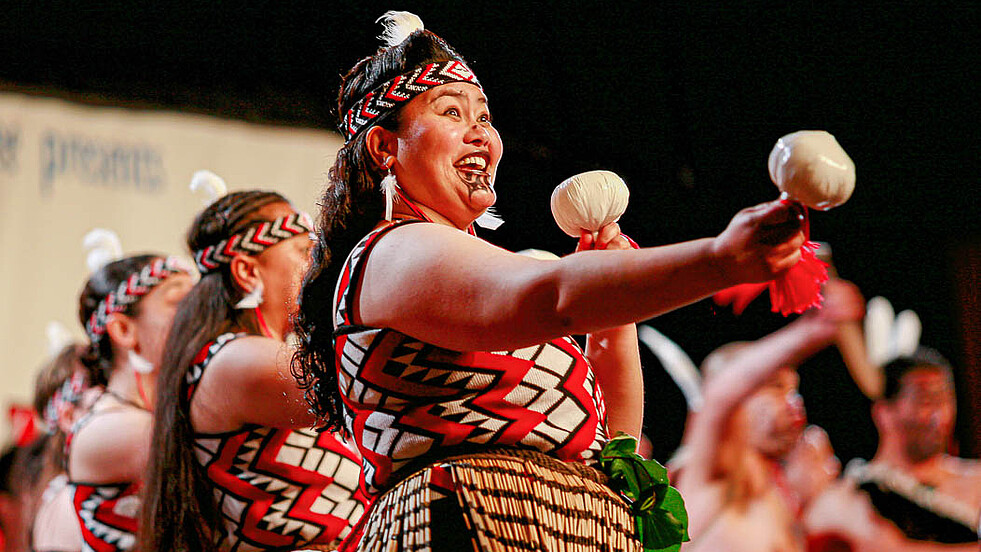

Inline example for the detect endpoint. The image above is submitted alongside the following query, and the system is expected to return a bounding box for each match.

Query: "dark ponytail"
[141,190,287,552]
[292,29,469,431]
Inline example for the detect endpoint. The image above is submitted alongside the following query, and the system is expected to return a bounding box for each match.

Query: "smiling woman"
[292,11,811,552]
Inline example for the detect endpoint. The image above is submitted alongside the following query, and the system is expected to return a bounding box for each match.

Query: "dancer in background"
[672,280,864,552]
[141,180,369,552]
[842,350,980,548]
[293,11,810,551]
[30,338,98,552]
[68,234,195,552]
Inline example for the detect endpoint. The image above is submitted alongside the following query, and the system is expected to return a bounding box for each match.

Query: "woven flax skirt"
[354,449,641,552]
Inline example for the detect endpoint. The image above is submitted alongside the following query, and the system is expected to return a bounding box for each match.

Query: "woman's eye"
[479,113,492,123]
[443,107,460,117]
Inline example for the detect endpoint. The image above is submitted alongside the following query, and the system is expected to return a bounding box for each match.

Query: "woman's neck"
[106,368,153,411]
[390,195,472,230]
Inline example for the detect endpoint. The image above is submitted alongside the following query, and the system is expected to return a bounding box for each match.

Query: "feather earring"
[380,157,399,222]
[128,350,155,374]
[474,206,505,230]
[235,280,264,310]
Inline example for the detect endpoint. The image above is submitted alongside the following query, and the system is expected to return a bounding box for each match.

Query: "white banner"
[0,92,343,439]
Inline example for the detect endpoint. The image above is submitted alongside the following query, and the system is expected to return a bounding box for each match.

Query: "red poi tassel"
[714,208,829,316]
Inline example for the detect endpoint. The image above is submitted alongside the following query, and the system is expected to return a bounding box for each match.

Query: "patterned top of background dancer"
[182,334,371,551]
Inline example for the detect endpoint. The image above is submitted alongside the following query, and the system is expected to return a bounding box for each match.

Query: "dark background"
[3,1,979,462]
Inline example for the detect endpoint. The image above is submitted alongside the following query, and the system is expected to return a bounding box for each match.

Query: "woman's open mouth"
[454,153,494,196]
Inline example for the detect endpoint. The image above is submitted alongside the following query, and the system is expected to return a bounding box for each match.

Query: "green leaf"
[598,433,691,552]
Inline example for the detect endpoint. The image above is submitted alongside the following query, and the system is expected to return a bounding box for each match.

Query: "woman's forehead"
[424,82,487,104]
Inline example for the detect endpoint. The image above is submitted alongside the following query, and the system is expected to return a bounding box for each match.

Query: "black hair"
[292,28,468,431]
[881,347,954,401]
[141,190,288,552]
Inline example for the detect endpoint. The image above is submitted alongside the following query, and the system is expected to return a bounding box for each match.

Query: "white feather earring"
[475,207,505,230]
[380,157,399,222]
[376,11,424,47]
[235,280,264,310]
[128,350,155,374]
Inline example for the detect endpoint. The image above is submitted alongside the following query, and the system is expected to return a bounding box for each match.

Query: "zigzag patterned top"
[183,333,371,551]
[194,212,314,275]
[85,256,190,344]
[342,60,481,140]
[70,481,140,552]
[66,397,140,552]
[333,220,609,493]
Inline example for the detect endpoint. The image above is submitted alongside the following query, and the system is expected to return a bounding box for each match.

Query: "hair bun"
[376,11,424,47]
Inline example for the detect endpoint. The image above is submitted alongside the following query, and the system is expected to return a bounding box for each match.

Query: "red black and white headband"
[343,60,481,141]
[194,211,314,274]
[85,256,191,344]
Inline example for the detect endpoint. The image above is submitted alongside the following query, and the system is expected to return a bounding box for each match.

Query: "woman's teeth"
[456,155,487,171]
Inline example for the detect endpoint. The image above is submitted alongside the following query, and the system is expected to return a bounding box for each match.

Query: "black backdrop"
[4,1,979,461]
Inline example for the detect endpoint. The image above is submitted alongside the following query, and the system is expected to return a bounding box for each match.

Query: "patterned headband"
[194,211,314,274]
[85,256,191,344]
[343,59,481,140]
[43,370,87,433]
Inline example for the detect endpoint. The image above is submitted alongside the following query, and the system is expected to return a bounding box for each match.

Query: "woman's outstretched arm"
[359,199,806,352]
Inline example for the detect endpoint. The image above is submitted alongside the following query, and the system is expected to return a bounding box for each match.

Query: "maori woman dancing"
[293,12,808,552]
[68,233,195,552]
[140,180,371,552]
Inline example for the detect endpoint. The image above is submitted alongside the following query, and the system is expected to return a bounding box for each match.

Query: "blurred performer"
[141,183,370,552]
[30,340,98,552]
[787,425,974,551]
[674,280,865,552]
[844,350,980,547]
[69,239,195,552]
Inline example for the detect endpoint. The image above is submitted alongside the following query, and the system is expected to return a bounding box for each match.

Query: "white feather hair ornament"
[865,296,922,367]
[83,228,124,274]
[638,325,704,412]
[376,11,425,47]
[190,170,229,205]
[45,321,74,359]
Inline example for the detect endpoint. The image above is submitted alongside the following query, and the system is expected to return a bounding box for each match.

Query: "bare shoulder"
[68,406,151,482]
[205,335,285,374]
[943,455,981,480]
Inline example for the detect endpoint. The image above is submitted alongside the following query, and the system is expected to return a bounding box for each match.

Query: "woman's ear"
[105,313,137,351]
[229,254,261,296]
[365,126,398,170]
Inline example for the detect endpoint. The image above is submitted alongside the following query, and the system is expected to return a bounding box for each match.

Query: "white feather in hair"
[865,296,921,367]
[638,325,704,412]
[376,11,424,47]
[45,321,74,358]
[190,170,228,205]
[83,228,123,274]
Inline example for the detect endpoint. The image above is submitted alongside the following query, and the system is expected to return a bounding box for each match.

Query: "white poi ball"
[550,170,630,238]
[768,130,856,210]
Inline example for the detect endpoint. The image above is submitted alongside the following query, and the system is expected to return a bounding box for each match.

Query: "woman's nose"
[464,122,489,145]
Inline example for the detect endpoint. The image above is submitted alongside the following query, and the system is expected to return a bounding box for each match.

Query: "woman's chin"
[469,188,496,211]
